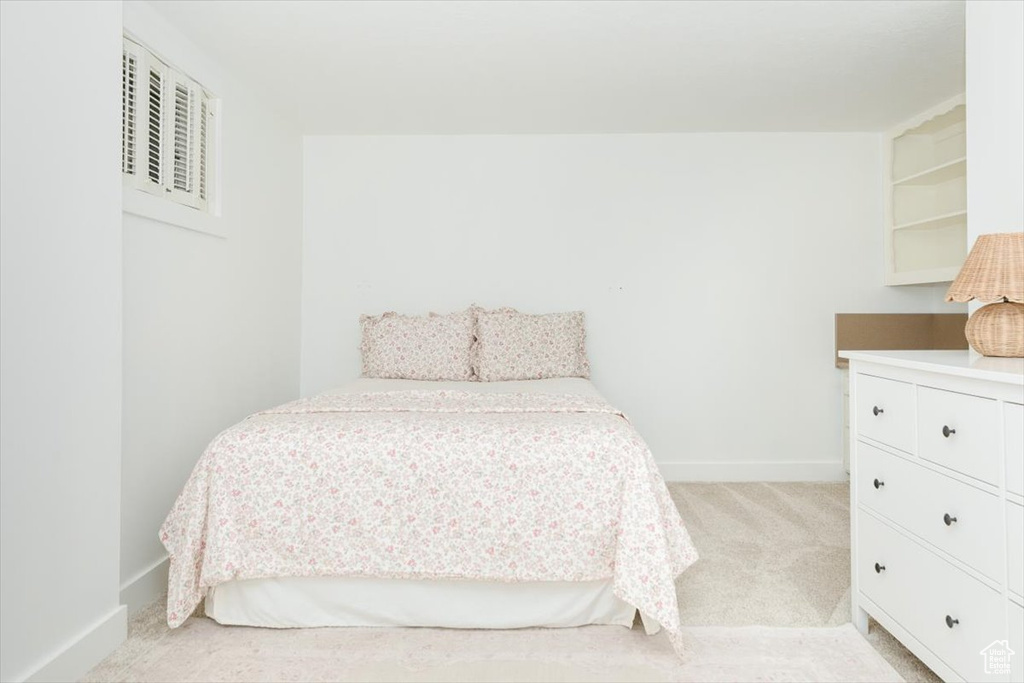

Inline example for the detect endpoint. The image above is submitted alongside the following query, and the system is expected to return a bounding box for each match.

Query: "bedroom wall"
[0,2,126,681]
[119,2,304,613]
[301,133,956,481]
[965,0,1024,246]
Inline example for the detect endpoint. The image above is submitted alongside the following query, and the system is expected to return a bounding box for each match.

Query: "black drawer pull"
[942,425,956,438]
[874,562,886,574]
[944,513,958,526]
[873,406,884,416]
[873,478,884,489]
[945,615,959,628]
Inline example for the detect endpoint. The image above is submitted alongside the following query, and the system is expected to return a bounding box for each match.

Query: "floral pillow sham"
[473,308,590,381]
[360,309,475,381]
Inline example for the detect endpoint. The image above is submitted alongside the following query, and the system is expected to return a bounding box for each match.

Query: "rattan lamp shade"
[945,232,1024,357]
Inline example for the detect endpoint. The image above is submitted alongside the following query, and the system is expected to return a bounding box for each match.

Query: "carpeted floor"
[668,482,939,682]
[83,482,940,683]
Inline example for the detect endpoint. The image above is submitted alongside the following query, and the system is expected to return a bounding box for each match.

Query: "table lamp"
[945,232,1024,357]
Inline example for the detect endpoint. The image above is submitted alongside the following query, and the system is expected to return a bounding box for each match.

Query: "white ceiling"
[149,0,965,134]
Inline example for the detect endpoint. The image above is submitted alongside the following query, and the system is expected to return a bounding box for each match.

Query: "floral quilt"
[160,390,698,653]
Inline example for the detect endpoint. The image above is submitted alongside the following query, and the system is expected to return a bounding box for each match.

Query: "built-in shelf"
[893,157,966,187]
[886,265,963,287]
[884,96,968,286]
[893,210,968,232]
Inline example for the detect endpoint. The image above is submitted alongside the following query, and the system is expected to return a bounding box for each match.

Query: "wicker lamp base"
[965,302,1024,357]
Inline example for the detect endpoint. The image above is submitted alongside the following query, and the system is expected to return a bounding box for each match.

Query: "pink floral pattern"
[474,310,590,381]
[361,310,475,381]
[160,390,698,656]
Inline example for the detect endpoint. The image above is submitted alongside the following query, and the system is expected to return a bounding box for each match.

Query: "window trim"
[122,34,223,238]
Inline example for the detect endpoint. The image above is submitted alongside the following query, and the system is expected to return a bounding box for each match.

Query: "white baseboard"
[21,605,126,683]
[120,555,169,616]
[658,461,848,482]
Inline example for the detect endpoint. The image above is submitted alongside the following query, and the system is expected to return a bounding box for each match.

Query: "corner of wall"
[120,556,170,617]
[21,607,127,683]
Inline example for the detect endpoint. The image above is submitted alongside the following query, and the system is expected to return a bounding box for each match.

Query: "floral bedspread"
[160,390,698,652]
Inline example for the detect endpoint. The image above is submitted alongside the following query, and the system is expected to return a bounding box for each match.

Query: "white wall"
[302,134,954,480]
[119,2,304,611]
[966,0,1024,247]
[0,2,126,681]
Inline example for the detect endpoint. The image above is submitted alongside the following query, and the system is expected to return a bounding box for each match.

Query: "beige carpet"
[668,483,939,682]
[84,482,939,683]
[83,603,899,682]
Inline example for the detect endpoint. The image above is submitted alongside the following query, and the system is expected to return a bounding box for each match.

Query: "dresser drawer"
[858,511,1007,681]
[1009,502,1023,599]
[1006,403,1024,497]
[858,442,1003,580]
[856,374,915,453]
[918,386,1000,484]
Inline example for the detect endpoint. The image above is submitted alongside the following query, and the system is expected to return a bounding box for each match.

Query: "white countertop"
[838,349,1024,385]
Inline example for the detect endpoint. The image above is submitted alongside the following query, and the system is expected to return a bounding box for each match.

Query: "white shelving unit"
[884,95,967,286]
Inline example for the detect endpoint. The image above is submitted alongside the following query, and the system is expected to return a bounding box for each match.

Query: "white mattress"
[206,377,659,634]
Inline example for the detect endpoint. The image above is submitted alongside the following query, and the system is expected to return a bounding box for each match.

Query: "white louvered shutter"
[144,62,164,190]
[122,46,139,176]
[198,98,209,204]
[122,36,215,213]
[166,74,211,210]
[168,75,195,207]
[123,37,166,195]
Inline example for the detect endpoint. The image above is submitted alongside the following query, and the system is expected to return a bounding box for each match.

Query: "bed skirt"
[205,577,659,634]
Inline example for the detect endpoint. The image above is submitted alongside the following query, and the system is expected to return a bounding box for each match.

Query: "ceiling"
[149,0,966,134]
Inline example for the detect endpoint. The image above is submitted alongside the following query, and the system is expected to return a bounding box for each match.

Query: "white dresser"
[841,350,1024,682]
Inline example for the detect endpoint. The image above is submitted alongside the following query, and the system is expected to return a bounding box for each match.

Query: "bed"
[160,376,698,654]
